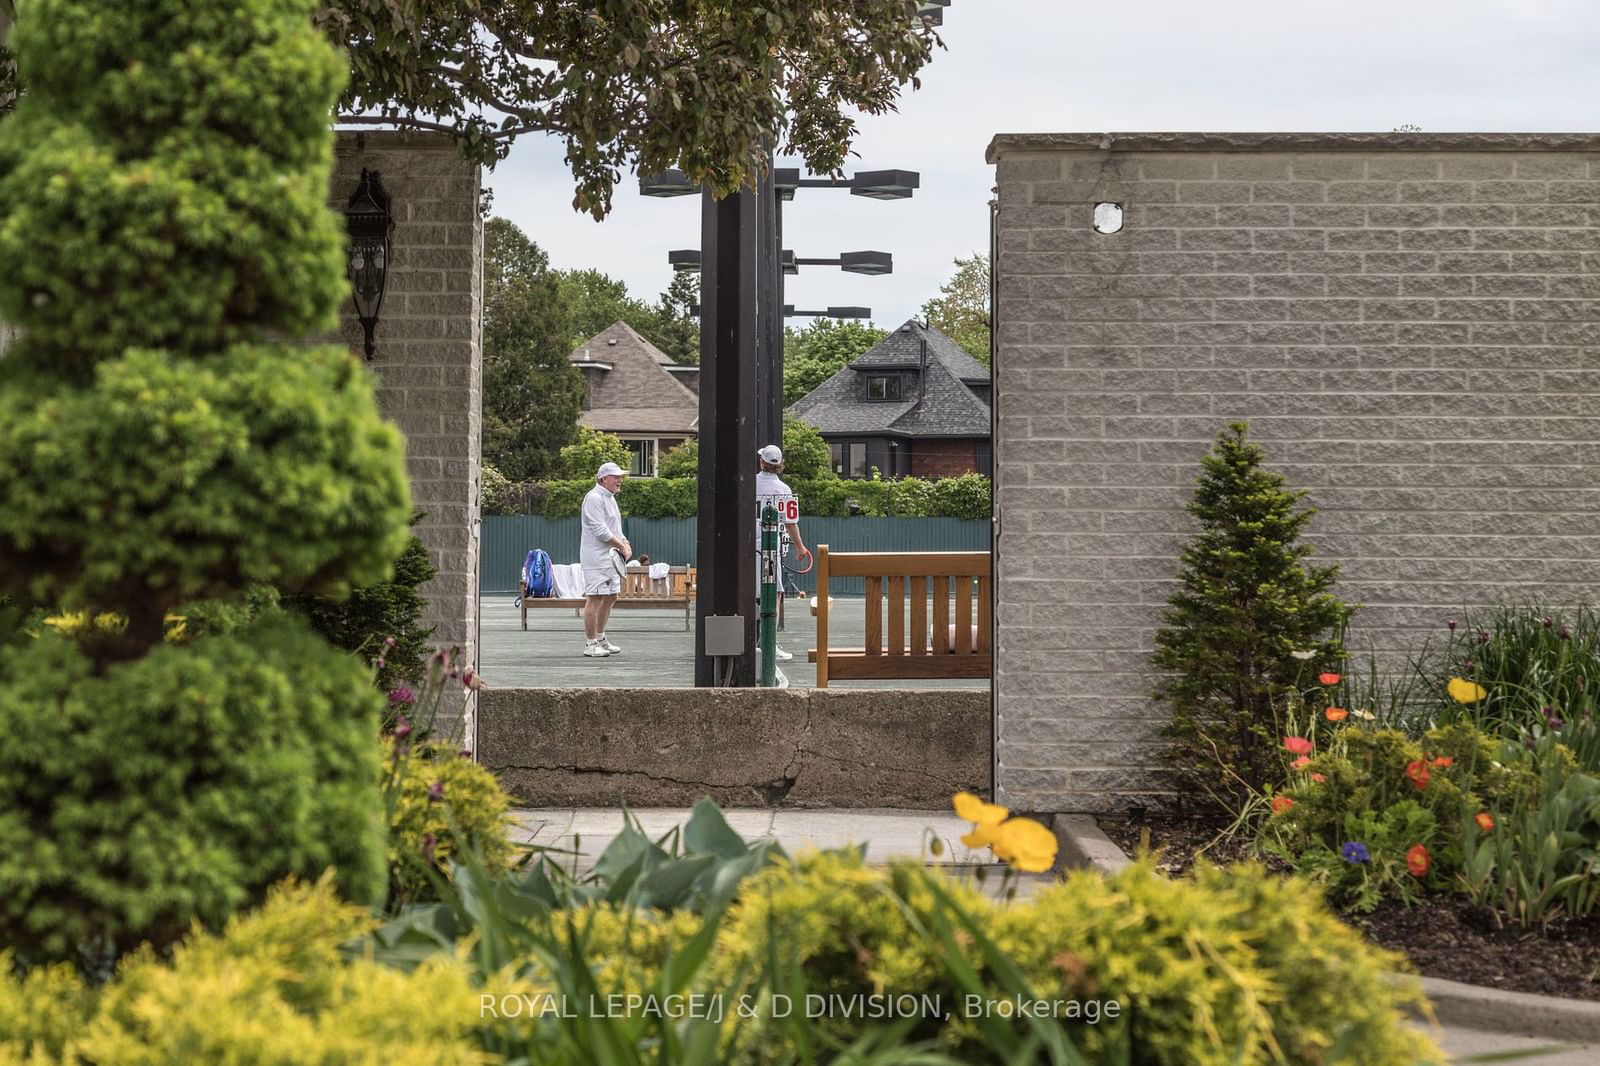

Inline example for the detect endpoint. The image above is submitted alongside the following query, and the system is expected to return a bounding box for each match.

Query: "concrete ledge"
[986,131,1600,161]
[480,687,989,808]
[1052,814,1133,875]
[1056,815,1600,1042]
[1416,975,1600,1043]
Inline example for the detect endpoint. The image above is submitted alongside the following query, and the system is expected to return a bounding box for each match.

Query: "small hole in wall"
[1092,202,1124,234]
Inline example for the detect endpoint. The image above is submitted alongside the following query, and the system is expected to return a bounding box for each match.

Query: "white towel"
[551,563,585,599]
[649,562,670,580]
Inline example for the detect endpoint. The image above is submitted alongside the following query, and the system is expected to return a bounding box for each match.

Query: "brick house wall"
[988,132,1600,814]
[911,439,980,479]
[332,132,483,746]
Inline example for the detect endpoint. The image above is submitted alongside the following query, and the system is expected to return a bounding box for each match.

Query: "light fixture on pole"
[344,168,394,360]
[688,304,871,320]
[638,169,699,197]
[672,248,890,277]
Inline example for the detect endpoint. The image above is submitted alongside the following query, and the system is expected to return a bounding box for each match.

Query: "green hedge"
[491,472,991,520]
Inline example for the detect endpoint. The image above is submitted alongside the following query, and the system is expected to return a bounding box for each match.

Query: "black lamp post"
[344,168,394,360]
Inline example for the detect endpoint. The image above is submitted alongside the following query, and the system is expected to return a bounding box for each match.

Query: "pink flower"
[1283,736,1314,756]
[427,779,445,802]
[1271,795,1295,815]
[1291,756,1312,769]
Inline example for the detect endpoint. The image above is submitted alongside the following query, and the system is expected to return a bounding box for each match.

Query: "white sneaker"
[775,645,794,662]
[599,635,622,654]
[583,641,610,658]
[775,666,790,689]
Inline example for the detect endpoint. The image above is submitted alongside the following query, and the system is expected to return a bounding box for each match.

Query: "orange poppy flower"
[1474,812,1495,833]
[1291,755,1312,769]
[1324,706,1349,722]
[1404,759,1431,790]
[1310,773,1328,783]
[1318,672,1342,685]
[1271,795,1295,815]
[1283,735,1313,756]
[1430,755,1454,768]
[1406,844,1430,877]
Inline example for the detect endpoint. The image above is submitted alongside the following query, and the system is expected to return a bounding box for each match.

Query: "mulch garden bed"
[1098,814,1600,1002]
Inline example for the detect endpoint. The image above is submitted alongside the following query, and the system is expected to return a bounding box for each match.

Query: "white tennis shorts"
[583,567,620,596]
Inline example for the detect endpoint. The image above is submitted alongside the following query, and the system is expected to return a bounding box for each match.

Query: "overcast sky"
[486,0,1600,331]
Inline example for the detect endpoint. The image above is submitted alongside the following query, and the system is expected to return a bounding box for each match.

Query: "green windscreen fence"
[483,516,990,596]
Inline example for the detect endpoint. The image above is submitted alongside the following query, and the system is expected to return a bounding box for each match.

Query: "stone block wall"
[332,132,484,744]
[987,132,1600,813]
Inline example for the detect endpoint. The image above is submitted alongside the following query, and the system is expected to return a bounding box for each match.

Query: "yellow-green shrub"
[703,851,1438,1065]
[0,877,506,1066]
[386,742,516,905]
[0,954,97,1065]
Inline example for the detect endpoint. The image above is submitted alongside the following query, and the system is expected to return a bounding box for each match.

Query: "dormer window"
[866,374,901,401]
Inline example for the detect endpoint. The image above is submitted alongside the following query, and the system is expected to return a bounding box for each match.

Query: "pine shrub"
[286,529,437,694]
[1153,423,1352,805]
[0,0,410,963]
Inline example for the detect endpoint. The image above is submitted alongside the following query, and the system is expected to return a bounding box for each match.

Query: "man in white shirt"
[580,462,631,658]
[755,444,810,670]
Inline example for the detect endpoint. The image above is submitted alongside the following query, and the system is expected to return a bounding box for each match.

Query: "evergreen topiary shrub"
[1153,423,1353,807]
[0,0,410,964]
[0,620,388,965]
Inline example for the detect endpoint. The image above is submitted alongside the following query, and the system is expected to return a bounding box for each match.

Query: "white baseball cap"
[596,462,626,479]
[758,444,783,463]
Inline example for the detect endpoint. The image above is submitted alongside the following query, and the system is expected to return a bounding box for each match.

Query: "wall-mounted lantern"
[345,168,394,360]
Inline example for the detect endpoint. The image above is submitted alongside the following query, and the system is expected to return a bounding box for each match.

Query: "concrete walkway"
[512,807,998,871]
[511,807,1600,1062]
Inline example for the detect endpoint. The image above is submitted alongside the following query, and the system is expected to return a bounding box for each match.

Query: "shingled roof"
[788,321,991,438]
[571,321,699,435]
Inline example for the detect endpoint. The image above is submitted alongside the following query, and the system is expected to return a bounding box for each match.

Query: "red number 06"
[784,499,799,522]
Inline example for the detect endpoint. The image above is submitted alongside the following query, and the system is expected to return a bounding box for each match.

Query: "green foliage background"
[482,218,583,481]
[782,318,887,405]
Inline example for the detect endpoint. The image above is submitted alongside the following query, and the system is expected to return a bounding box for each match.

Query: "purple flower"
[458,749,474,760]
[1560,625,1572,640]
[1545,707,1564,730]
[1543,617,1554,628]
[1342,842,1371,864]
[384,636,397,648]
[387,686,415,707]
[427,779,445,802]
[421,833,437,865]
[1477,630,1490,644]
[1447,619,1457,631]
[392,715,412,740]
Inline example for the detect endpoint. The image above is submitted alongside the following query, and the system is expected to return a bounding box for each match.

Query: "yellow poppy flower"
[952,791,1008,827]
[990,817,1058,873]
[960,822,1001,850]
[1447,677,1487,704]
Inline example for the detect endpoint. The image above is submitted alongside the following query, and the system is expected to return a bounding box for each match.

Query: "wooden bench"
[808,547,991,687]
[519,565,696,631]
